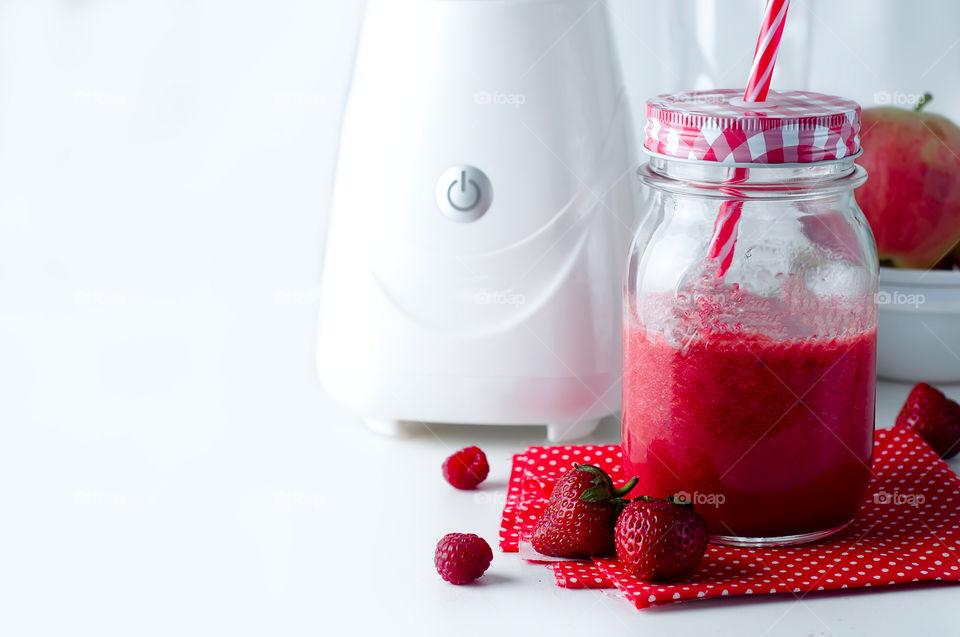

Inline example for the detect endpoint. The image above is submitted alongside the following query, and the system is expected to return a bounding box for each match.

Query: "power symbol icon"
[447,170,482,212]
[436,165,492,222]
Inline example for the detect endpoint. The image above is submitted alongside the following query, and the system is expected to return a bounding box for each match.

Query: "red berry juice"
[622,295,876,540]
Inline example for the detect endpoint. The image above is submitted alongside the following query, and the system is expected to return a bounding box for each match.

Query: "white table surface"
[5,306,955,637]
[314,380,960,637]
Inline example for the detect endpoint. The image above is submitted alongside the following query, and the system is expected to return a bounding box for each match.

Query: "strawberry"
[896,382,960,459]
[531,464,637,558]
[615,496,707,582]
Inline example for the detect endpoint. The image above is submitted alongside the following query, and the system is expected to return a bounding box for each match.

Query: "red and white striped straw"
[708,0,791,277]
[706,169,749,276]
[744,0,791,103]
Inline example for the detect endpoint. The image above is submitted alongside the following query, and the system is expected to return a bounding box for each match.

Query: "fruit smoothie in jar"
[622,90,879,546]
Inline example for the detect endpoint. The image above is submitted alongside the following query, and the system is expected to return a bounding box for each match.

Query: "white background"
[0,1,959,635]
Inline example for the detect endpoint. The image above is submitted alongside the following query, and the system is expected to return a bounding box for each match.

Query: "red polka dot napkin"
[499,427,960,609]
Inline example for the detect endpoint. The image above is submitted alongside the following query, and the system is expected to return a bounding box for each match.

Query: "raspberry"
[442,446,489,489]
[434,533,492,585]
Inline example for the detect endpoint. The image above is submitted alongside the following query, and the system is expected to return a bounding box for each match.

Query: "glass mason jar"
[622,90,878,547]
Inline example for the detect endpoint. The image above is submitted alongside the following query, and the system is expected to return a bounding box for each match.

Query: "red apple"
[855,95,960,268]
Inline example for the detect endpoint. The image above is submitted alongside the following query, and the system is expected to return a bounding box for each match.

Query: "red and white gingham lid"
[645,89,861,164]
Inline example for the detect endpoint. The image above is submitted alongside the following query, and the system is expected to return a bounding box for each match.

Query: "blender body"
[317,0,637,440]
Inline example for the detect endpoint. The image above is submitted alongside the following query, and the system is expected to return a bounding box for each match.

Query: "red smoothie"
[622,320,876,540]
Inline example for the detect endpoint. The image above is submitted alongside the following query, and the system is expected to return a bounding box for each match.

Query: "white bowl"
[877,266,960,383]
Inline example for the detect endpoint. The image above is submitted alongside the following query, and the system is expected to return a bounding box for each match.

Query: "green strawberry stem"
[613,477,639,498]
[914,92,933,112]
[634,494,695,508]
[573,464,638,503]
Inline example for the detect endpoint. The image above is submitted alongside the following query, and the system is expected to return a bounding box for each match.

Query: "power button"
[435,165,492,222]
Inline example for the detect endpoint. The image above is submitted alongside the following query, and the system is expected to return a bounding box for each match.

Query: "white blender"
[317,0,637,441]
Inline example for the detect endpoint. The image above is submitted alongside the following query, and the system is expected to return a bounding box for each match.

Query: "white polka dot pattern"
[550,562,616,588]
[551,561,613,589]
[499,428,960,609]
[497,450,529,552]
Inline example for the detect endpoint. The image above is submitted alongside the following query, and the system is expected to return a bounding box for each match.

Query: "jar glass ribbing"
[622,155,878,547]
